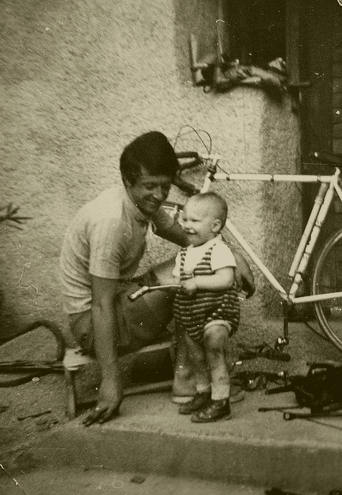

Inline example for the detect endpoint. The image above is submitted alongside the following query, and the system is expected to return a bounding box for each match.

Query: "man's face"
[125,166,172,216]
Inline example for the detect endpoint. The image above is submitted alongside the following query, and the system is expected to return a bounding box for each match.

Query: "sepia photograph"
[1,1,342,493]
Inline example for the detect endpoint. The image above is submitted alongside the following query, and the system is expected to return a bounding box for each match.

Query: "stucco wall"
[0,0,300,344]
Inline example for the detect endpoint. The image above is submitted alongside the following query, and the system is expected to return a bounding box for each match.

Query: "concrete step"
[0,466,268,495]
[7,389,342,495]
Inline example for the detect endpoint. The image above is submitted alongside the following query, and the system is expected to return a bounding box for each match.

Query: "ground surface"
[0,467,270,495]
[1,321,342,495]
[0,327,70,456]
[0,324,172,456]
[1,318,342,457]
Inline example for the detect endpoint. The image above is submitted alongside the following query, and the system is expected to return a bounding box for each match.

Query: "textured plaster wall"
[0,0,300,345]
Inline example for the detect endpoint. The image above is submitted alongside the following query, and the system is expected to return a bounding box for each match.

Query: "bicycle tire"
[311,227,342,352]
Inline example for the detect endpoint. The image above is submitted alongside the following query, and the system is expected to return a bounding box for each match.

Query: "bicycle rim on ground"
[312,227,342,352]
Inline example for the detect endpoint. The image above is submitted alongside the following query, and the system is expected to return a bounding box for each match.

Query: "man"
[60,131,193,426]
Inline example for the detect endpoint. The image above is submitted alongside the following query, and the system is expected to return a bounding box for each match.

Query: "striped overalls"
[173,245,240,342]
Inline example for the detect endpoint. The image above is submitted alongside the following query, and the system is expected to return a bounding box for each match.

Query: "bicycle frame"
[200,157,342,307]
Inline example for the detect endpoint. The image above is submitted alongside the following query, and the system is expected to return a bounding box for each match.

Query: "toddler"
[172,192,240,422]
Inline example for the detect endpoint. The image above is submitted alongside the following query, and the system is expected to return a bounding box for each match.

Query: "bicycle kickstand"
[275,300,290,351]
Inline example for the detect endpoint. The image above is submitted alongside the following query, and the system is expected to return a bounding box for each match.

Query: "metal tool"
[128,284,180,301]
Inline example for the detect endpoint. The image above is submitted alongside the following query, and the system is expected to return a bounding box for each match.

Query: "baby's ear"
[212,219,222,233]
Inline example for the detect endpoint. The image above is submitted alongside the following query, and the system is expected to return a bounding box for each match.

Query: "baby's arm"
[161,274,181,286]
[182,267,235,295]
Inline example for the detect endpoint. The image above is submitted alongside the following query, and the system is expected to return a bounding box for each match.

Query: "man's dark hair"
[120,131,179,184]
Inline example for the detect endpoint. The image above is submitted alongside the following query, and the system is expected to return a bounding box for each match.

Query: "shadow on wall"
[260,96,301,318]
[173,0,218,87]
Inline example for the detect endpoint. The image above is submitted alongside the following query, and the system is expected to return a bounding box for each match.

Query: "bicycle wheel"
[312,227,342,351]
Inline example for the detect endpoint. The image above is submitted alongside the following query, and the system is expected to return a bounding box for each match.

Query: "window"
[190,0,309,94]
[222,0,286,68]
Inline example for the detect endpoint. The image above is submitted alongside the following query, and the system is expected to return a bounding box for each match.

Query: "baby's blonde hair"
[188,192,228,230]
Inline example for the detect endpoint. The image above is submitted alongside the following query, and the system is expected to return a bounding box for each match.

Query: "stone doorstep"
[6,389,342,495]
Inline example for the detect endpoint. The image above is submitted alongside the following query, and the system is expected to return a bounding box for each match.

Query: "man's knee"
[120,286,173,349]
[69,310,95,356]
[142,290,174,326]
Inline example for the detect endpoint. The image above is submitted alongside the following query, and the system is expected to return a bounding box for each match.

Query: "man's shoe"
[178,391,211,415]
[191,398,232,423]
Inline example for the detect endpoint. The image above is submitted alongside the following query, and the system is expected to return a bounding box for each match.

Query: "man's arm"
[155,218,189,247]
[83,275,122,426]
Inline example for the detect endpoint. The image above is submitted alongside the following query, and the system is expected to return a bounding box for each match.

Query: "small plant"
[0,203,32,230]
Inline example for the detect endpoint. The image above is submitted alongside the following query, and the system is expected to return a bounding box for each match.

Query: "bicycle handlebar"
[174,151,220,195]
[172,175,200,195]
[174,151,201,195]
[176,152,221,169]
[176,151,200,160]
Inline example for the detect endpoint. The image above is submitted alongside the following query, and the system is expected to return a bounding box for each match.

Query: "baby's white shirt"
[172,235,236,277]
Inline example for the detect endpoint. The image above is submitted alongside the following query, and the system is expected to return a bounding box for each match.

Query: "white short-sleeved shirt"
[60,186,173,314]
[172,235,236,277]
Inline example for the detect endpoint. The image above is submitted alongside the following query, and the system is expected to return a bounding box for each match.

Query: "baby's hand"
[181,277,198,295]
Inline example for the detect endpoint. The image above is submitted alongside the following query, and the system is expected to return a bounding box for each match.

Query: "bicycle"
[130,148,342,355]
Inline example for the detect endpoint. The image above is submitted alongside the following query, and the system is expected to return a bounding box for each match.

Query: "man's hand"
[233,252,255,298]
[181,277,198,295]
[83,377,122,426]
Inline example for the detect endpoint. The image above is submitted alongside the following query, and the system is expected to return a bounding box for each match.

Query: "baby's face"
[181,199,221,246]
